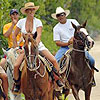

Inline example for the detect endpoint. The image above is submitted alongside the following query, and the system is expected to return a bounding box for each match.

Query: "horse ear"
[71,22,77,32]
[82,20,87,28]
[2,48,7,56]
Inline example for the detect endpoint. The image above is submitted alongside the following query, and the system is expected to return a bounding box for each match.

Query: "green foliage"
[0,0,100,57]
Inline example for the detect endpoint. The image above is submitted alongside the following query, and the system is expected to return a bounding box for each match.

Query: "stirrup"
[91,77,96,87]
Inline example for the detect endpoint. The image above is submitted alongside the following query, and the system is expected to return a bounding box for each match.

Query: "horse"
[2,48,22,100]
[2,33,54,100]
[54,21,95,100]
[20,34,53,100]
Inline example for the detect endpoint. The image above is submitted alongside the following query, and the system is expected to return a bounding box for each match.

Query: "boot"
[13,78,21,94]
[13,83,20,94]
[13,70,21,94]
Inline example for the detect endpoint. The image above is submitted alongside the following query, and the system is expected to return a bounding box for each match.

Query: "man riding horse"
[51,7,98,85]
[0,9,23,100]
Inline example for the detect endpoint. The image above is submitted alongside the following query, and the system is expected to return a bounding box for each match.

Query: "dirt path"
[68,37,100,100]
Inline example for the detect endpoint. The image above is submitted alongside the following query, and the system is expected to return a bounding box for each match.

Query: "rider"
[12,2,64,94]
[0,9,23,99]
[0,66,8,100]
[51,7,96,86]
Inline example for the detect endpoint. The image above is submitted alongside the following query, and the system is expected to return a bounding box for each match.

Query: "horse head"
[71,20,94,50]
[2,48,18,70]
[23,34,39,70]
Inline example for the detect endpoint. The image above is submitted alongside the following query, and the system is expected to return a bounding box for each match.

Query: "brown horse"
[20,34,53,100]
[55,21,95,100]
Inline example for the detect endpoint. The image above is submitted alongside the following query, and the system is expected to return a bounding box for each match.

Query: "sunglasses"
[56,13,66,18]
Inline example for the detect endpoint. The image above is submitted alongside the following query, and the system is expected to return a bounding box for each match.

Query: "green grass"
[59,94,68,100]
[21,93,68,100]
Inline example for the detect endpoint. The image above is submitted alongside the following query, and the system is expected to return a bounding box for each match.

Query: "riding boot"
[13,71,21,94]
[51,67,64,87]
[13,82,20,93]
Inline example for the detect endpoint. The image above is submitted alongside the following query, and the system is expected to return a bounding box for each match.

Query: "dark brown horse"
[20,34,53,100]
[55,21,95,100]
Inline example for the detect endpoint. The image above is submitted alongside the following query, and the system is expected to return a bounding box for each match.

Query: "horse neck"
[72,42,86,64]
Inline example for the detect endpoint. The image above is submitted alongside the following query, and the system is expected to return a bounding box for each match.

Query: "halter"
[73,34,89,52]
[25,54,46,78]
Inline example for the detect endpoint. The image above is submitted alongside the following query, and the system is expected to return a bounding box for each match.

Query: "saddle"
[59,49,72,75]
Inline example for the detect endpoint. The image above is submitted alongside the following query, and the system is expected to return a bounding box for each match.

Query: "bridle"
[23,35,46,78]
[73,30,90,52]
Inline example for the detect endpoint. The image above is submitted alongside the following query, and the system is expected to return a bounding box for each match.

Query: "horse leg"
[85,85,92,100]
[48,88,53,100]
[41,92,48,100]
[71,85,80,100]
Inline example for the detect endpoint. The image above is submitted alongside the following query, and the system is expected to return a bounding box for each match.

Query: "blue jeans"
[85,51,95,67]
[55,46,69,62]
[55,46,95,68]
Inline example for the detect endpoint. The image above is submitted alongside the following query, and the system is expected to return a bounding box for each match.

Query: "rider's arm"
[55,37,74,47]
[36,26,42,45]
[3,24,15,38]
[3,18,18,38]
[12,26,21,48]
[55,41,69,47]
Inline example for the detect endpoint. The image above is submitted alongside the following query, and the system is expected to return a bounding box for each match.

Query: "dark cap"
[10,9,18,15]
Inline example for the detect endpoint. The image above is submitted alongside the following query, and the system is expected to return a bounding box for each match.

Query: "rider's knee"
[0,58,6,67]
[51,57,57,64]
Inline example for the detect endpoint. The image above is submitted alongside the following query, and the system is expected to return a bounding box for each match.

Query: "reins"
[25,53,46,78]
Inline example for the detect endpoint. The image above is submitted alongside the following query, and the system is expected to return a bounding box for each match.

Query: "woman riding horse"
[21,34,53,100]
[12,1,63,98]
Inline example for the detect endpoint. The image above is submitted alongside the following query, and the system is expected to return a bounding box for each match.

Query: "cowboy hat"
[20,2,39,14]
[51,7,70,19]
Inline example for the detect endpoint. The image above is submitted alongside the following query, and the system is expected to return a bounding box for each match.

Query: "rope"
[26,55,46,78]
[73,48,85,52]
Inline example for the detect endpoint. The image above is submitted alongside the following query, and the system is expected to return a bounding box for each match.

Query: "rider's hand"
[12,17,18,25]
[17,49,24,54]
[68,37,73,45]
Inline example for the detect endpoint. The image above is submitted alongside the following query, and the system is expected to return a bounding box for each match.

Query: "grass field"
[21,93,68,100]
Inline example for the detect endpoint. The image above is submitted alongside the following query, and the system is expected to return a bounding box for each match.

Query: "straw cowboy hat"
[20,2,39,14]
[51,7,70,19]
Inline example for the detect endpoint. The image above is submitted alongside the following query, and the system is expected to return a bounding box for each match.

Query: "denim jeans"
[55,46,95,68]
[85,51,95,67]
[55,46,69,62]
